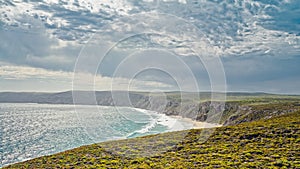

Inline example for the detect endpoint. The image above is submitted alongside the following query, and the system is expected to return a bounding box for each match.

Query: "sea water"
[0,103,194,167]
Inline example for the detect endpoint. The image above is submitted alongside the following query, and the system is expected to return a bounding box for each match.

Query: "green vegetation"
[5,110,300,168]
[144,92,300,126]
[221,97,300,125]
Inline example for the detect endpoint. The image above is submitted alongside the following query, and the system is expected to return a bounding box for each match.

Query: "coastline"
[4,110,300,168]
[170,115,222,129]
[132,107,222,131]
[3,101,300,168]
[1,104,220,168]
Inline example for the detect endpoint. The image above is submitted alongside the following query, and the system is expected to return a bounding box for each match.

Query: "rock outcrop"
[1,91,299,125]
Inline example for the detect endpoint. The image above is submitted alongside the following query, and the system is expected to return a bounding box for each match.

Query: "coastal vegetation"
[1,91,300,126]
[4,99,300,168]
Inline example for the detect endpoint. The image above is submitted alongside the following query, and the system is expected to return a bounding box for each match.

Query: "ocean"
[0,103,194,167]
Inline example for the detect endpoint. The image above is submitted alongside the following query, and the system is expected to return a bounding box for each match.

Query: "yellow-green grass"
[223,100,300,123]
[4,110,300,169]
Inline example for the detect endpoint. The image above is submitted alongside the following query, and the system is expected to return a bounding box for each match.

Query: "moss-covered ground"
[4,109,300,168]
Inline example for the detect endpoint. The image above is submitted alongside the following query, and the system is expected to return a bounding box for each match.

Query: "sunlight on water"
[0,103,193,167]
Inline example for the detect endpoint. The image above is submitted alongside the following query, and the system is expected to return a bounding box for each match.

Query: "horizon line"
[0,90,299,96]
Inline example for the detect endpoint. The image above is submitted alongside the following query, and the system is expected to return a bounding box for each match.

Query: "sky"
[0,0,299,94]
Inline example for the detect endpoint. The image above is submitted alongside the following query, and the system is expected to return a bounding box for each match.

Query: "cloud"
[0,65,72,80]
[0,27,80,71]
[0,64,175,91]
[260,0,300,35]
[74,72,175,91]
[85,0,299,59]
[227,76,300,95]
[26,55,74,70]
[0,0,299,93]
[0,0,134,42]
[223,55,300,94]
[1,0,299,60]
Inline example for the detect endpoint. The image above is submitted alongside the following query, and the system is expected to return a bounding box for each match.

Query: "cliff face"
[92,92,300,125]
[1,91,300,125]
[222,102,300,126]
[136,96,300,126]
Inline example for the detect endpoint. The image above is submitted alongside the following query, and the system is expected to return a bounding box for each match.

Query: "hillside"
[4,110,299,168]
[1,91,300,126]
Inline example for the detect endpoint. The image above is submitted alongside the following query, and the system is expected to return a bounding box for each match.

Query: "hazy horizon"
[0,89,299,96]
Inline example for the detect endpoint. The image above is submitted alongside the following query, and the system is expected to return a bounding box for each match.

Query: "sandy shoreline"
[170,115,222,129]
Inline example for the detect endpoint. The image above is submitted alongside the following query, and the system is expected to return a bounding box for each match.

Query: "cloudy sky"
[0,0,299,94]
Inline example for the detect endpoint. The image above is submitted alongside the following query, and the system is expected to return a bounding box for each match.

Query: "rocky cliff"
[1,91,299,125]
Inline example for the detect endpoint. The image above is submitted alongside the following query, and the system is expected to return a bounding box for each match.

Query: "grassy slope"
[220,99,300,125]
[5,110,300,168]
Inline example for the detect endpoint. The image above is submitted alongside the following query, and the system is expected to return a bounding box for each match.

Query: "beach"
[170,115,222,129]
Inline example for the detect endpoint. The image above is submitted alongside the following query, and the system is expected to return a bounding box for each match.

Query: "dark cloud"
[222,55,300,94]
[0,28,80,71]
